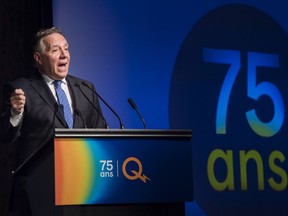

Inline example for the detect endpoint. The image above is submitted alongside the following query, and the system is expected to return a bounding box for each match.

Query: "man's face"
[35,33,70,80]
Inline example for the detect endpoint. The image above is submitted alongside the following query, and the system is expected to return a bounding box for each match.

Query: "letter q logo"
[122,157,151,183]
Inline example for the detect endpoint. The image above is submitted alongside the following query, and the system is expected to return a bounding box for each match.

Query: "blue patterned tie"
[54,80,73,128]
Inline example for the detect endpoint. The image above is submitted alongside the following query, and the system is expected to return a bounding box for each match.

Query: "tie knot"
[54,80,62,88]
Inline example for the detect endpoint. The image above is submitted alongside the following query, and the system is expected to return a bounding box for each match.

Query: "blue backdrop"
[53,1,288,215]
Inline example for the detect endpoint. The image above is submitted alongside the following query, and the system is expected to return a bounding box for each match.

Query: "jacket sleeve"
[0,84,22,143]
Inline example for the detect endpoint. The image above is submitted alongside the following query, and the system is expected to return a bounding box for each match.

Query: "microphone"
[82,81,125,129]
[75,82,109,129]
[74,109,87,129]
[127,97,147,129]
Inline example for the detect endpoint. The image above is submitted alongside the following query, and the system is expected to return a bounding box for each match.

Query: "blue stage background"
[53,1,288,215]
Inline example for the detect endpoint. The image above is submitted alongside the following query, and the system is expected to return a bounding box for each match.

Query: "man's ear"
[34,52,42,65]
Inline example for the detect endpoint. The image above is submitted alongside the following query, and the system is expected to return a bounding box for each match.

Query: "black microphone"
[75,82,109,129]
[74,109,87,129]
[82,81,125,129]
[127,97,147,129]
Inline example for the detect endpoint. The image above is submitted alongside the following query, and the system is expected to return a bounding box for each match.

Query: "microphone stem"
[127,97,146,129]
[83,82,124,129]
[76,83,109,129]
[135,109,146,129]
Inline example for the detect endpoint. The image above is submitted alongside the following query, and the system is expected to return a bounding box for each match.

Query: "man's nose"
[60,48,68,58]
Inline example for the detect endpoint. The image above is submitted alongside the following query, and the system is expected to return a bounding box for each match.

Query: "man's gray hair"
[33,27,64,53]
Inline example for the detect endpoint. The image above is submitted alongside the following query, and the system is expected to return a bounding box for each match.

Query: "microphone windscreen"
[128,98,137,110]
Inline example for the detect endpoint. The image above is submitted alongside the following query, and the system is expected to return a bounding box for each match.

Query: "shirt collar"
[41,74,68,85]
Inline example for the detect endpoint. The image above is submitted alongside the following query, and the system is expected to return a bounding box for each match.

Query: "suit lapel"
[66,76,83,127]
[28,74,68,127]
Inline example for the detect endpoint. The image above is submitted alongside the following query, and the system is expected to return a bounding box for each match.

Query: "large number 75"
[203,48,284,137]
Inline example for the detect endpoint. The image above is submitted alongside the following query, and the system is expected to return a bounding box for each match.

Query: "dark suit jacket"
[0,71,106,215]
[1,71,106,165]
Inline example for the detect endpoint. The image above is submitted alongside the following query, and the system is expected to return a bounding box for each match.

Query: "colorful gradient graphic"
[54,138,108,205]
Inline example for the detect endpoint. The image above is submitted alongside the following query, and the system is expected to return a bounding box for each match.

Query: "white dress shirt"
[10,74,73,127]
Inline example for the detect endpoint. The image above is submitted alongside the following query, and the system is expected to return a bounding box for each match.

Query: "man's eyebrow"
[52,43,69,47]
[49,43,68,49]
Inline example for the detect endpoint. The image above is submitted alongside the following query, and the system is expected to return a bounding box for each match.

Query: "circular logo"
[169,4,288,215]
